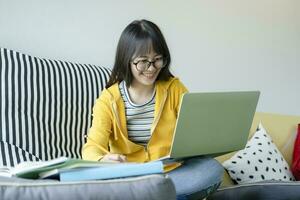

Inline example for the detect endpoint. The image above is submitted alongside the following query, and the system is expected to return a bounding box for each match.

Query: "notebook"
[0,157,164,181]
[40,161,164,181]
[159,91,260,162]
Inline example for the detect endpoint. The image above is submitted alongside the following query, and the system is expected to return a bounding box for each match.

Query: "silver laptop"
[159,91,260,161]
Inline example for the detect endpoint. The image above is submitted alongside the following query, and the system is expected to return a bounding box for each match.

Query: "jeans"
[167,156,224,200]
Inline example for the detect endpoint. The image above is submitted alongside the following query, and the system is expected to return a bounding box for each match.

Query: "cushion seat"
[208,180,300,200]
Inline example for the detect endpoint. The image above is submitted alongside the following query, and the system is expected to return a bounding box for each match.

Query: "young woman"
[82,19,223,200]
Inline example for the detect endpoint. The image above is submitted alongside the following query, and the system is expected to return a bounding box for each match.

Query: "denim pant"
[167,156,224,200]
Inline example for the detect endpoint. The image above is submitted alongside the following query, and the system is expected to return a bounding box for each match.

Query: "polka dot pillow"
[223,123,295,184]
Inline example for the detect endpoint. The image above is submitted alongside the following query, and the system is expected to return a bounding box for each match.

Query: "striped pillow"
[0,47,111,167]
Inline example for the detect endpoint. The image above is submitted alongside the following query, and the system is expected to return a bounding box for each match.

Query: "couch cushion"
[223,123,294,184]
[0,47,111,167]
[0,174,176,200]
[208,181,300,200]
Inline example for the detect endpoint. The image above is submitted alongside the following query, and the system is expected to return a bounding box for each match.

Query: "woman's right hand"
[101,153,127,163]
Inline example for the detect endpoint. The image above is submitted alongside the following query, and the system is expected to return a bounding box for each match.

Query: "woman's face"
[130,50,163,88]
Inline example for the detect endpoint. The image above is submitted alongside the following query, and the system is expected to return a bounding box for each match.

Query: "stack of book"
[0,157,164,182]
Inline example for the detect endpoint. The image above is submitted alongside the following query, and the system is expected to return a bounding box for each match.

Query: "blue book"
[44,161,164,181]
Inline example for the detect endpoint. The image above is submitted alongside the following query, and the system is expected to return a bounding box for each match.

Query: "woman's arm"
[81,97,113,161]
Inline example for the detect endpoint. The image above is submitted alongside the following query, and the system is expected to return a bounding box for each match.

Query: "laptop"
[159,91,260,162]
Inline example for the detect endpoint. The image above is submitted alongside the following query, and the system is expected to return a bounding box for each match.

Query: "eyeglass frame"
[131,57,165,72]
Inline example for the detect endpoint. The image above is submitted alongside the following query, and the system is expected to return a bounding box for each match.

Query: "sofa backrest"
[0,47,111,167]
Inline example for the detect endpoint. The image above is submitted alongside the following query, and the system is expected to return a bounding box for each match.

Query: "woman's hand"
[101,153,127,163]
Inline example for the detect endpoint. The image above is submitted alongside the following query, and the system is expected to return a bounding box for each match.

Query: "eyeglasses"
[132,57,165,72]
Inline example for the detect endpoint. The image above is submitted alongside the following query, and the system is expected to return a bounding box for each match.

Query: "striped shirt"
[119,81,155,147]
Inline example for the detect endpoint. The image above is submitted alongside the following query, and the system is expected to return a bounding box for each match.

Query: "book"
[0,157,164,181]
[0,157,68,178]
[38,159,118,179]
[0,157,115,179]
[43,161,164,182]
[0,167,12,177]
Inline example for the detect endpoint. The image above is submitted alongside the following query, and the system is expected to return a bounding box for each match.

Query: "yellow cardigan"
[82,77,188,166]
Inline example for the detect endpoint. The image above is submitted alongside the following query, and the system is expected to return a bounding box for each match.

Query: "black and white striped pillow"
[0,47,111,167]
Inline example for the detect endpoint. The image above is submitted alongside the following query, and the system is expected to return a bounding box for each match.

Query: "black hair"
[106,19,173,89]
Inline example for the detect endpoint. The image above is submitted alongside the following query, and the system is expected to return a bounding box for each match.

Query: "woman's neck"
[127,82,155,105]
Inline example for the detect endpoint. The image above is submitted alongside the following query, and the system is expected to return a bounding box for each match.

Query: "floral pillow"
[223,123,295,184]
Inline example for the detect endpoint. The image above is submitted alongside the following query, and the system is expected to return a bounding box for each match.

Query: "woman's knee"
[208,158,224,183]
[186,157,224,184]
[171,157,224,198]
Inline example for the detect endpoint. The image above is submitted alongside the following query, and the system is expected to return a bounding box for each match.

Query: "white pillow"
[223,123,295,184]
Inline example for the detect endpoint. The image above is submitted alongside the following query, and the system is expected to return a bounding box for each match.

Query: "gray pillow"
[0,174,176,200]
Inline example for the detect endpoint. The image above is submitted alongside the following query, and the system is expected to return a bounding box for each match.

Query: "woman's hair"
[105,19,173,89]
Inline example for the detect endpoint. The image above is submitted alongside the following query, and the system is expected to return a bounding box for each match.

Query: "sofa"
[208,112,300,200]
[3,47,300,200]
[0,47,176,200]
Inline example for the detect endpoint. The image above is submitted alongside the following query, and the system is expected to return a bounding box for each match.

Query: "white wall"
[1,0,299,115]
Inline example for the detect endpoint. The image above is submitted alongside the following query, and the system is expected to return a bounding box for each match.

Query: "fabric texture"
[208,181,300,200]
[0,47,111,167]
[0,174,176,200]
[291,124,300,180]
[167,156,223,200]
[82,77,188,164]
[119,80,155,147]
[223,123,294,184]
